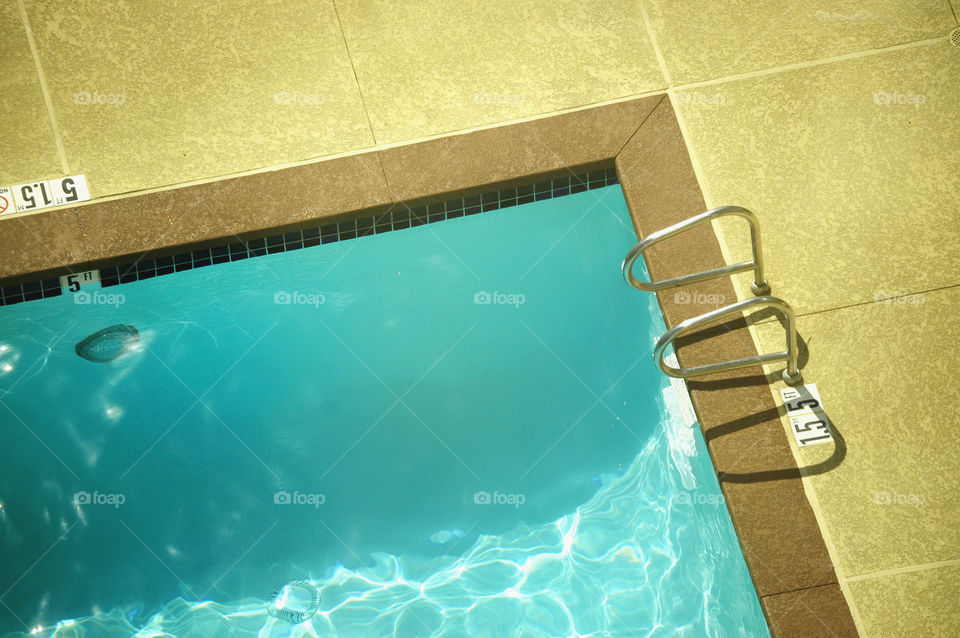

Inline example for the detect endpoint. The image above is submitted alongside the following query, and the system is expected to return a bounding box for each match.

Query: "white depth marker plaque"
[780,384,834,447]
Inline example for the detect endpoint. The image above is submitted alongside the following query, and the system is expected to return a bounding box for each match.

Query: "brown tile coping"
[377,95,663,204]
[0,95,857,636]
[0,209,87,284]
[616,99,856,635]
[762,585,859,637]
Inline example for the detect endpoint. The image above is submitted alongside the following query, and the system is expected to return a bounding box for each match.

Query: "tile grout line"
[759,580,843,599]
[795,282,960,319]
[16,0,69,175]
[635,0,714,209]
[612,94,666,159]
[663,95,714,216]
[742,282,960,327]
[672,35,947,92]
[845,557,960,583]
[674,35,949,89]
[73,208,91,266]
[349,89,668,147]
[637,0,673,86]
[737,300,868,633]
[330,0,379,147]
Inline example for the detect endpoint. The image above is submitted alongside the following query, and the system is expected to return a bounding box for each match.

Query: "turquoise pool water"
[0,186,769,637]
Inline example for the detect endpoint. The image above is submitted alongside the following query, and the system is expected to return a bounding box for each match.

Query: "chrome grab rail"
[622,206,770,296]
[653,296,803,385]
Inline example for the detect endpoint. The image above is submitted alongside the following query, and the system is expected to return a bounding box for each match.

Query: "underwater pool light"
[267,580,321,624]
[74,325,140,362]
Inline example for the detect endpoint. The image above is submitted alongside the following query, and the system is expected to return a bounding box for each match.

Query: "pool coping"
[0,95,858,637]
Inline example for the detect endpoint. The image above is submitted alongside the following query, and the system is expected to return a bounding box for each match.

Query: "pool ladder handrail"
[654,296,802,385]
[622,205,770,296]
[622,206,803,386]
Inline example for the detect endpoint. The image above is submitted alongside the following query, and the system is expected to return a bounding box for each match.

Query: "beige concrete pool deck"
[2,1,959,635]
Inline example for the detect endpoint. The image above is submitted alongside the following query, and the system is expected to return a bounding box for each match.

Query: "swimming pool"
[0,184,769,637]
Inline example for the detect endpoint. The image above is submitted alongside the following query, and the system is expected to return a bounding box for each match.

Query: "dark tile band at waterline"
[0,278,63,305]
[0,169,618,304]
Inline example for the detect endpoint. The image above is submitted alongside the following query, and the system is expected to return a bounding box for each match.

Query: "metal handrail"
[622,206,770,296]
[653,296,803,385]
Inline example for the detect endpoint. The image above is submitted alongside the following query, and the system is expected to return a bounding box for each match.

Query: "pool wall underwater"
[0,95,857,635]
[1,184,769,636]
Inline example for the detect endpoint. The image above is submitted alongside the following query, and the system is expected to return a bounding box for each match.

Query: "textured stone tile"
[677,40,960,315]
[645,0,955,83]
[336,0,665,144]
[755,286,960,578]
[0,0,61,185]
[849,564,960,637]
[23,0,373,197]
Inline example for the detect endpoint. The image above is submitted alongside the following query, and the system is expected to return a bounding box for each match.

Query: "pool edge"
[615,98,858,637]
[0,93,858,637]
